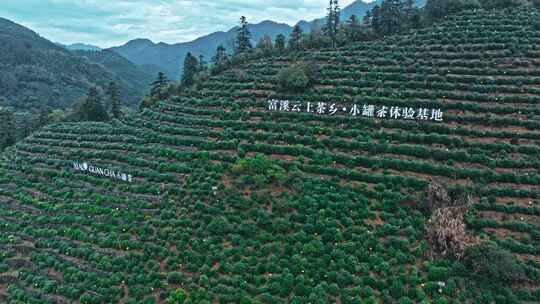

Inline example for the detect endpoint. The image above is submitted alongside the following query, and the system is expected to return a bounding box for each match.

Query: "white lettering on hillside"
[266,99,444,122]
[73,162,133,183]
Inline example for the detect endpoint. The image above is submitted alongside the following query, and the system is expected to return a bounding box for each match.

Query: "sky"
[0,0,363,48]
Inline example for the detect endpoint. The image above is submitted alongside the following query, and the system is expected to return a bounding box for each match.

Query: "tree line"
[140,0,540,107]
[0,81,125,151]
[3,0,538,151]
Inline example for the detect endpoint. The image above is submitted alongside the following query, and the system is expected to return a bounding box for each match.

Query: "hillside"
[71,49,154,102]
[1,8,540,304]
[0,18,149,111]
[110,21,293,80]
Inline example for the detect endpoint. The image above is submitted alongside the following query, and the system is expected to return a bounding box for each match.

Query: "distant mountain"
[110,1,426,80]
[65,43,102,51]
[0,17,149,111]
[298,0,427,31]
[71,49,154,102]
[110,20,293,80]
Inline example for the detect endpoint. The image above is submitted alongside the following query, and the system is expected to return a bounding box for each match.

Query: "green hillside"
[71,49,154,103]
[0,18,150,111]
[1,8,540,304]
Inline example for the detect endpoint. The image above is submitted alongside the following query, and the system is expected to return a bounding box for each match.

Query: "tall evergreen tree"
[378,0,403,36]
[181,52,199,87]
[150,72,169,98]
[199,55,207,71]
[323,0,335,43]
[345,14,363,41]
[212,45,229,66]
[107,81,122,120]
[235,16,252,54]
[0,107,15,150]
[288,25,303,51]
[363,10,372,26]
[211,45,229,74]
[323,0,341,48]
[275,34,286,53]
[371,5,382,33]
[333,0,341,32]
[83,87,109,122]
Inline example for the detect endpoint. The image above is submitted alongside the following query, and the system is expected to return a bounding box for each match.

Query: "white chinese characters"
[266,99,444,122]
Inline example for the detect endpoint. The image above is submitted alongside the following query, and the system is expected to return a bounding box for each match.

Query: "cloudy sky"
[0,0,362,48]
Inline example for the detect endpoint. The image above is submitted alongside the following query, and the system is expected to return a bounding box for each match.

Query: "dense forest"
[0,18,153,151]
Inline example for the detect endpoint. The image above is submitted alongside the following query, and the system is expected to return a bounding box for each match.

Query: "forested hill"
[0,18,150,111]
[1,6,540,304]
[71,49,154,103]
[109,21,294,81]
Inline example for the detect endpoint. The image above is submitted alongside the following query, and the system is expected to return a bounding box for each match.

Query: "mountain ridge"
[109,0,426,80]
[109,20,294,80]
[0,17,152,110]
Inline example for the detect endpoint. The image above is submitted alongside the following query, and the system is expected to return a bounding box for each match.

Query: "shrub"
[167,288,188,304]
[464,243,527,284]
[167,272,184,285]
[277,65,311,92]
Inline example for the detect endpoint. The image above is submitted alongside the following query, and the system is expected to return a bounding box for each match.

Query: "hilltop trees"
[256,35,274,56]
[344,14,368,41]
[235,16,252,54]
[106,81,122,120]
[181,52,199,87]
[0,107,15,150]
[211,45,229,74]
[289,25,303,51]
[274,34,286,53]
[140,72,171,110]
[73,87,109,122]
[151,72,169,98]
[424,0,480,22]
[365,0,410,36]
[323,0,341,48]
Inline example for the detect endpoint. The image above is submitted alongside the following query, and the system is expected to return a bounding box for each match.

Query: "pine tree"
[235,16,252,54]
[83,87,109,122]
[211,45,229,74]
[346,14,362,41]
[107,81,122,120]
[371,5,382,33]
[324,0,335,37]
[378,0,404,36]
[288,25,303,51]
[363,10,372,26]
[212,45,228,66]
[199,55,207,71]
[275,34,286,52]
[323,0,341,48]
[181,52,199,87]
[0,107,15,150]
[333,0,341,32]
[150,72,169,98]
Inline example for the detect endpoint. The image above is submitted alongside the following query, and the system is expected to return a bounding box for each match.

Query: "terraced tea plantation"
[1,8,540,304]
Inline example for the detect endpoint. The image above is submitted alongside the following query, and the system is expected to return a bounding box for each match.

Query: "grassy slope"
[1,8,540,303]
